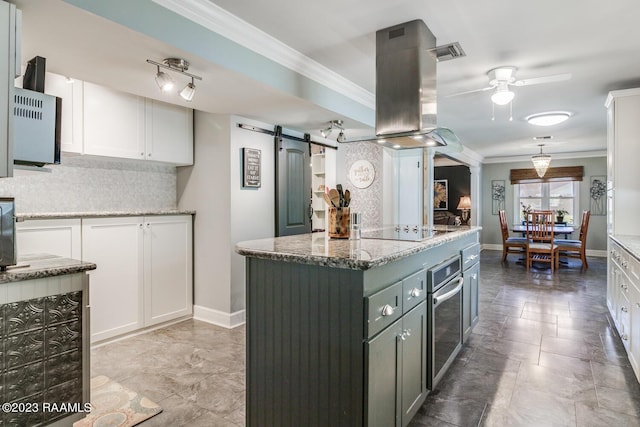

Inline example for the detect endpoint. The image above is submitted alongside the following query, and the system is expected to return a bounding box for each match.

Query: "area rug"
[73,375,162,427]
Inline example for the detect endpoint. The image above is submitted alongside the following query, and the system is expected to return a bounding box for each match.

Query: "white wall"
[177,112,275,327]
[0,155,176,213]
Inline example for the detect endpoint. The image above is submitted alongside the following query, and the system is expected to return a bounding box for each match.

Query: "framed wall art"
[589,175,606,215]
[434,179,448,210]
[243,147,261,188]
[491,180,506,215]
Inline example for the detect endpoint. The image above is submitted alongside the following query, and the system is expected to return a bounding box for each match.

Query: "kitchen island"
[0,254,96,426]
[236,226,480,427]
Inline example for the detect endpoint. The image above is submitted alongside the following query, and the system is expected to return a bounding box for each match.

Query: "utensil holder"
[328,207,350,239]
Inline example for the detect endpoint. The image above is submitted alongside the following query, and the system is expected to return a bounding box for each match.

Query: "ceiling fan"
[448,66,572,106]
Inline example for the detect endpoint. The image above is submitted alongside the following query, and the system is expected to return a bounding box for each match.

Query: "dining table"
[511,224,575,239]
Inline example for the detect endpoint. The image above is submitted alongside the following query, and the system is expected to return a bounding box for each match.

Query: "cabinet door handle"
[621,306,628,313]
[410,288,422,298]
[472,274,477,280]
[623,334,629,341]
[381,304,395,317]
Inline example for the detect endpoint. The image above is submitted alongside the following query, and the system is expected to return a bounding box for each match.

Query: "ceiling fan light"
[491,89,514,105]
[526,111,571,126]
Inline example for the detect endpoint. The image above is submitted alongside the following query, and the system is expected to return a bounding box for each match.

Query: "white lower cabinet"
[608,238,640,380]
[16,218,82,259]
[82,215,193,343]
[143,215,193,326]
[82,217,145,342]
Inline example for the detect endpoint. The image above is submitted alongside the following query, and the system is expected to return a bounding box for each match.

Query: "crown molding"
[152,0,375,109]
[482,150,606,164]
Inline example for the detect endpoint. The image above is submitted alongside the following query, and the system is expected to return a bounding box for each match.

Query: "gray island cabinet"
[236,227,480,427]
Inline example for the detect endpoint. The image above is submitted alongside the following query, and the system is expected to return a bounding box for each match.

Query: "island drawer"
[462,243,480,270]
[366,281,403,338]
[402,268,426,313]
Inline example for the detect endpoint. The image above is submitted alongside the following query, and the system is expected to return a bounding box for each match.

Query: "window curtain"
[509,166,584,184]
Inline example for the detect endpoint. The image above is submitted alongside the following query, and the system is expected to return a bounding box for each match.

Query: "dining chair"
[555,210,591,270]
[525,210,558,272]
[499,210,528,263]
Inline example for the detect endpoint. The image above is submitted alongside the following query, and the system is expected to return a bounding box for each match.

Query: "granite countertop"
[610,235,640,262]
[16,209,196,221]
[0,254,96,284]
[235,226,481,270]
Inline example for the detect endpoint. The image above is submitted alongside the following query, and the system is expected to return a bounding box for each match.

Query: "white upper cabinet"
[145,99,193,165]
[83,81,146,160]
[606,88,640,236]
[45,72,83,154]
[80,81,193,165]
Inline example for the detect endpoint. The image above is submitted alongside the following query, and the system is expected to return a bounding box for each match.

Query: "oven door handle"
[433,277,464,308]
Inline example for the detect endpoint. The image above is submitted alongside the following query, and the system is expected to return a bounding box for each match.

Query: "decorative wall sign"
[348,159,375,189]
[434,179,448,210]
[590,175,606,215]
[491,180,506,215]
[243,148,261,188]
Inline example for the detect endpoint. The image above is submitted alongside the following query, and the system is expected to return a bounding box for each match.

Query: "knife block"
[328,207,350,239]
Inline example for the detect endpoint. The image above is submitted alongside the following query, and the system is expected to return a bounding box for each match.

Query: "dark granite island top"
[235,226,481,270]
[0,253,96,283]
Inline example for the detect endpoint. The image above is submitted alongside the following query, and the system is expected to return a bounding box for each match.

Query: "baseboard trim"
[193,305,246,329]
[481,244,607,257]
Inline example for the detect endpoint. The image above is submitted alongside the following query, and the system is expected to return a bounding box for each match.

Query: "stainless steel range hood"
[345,19,462,150]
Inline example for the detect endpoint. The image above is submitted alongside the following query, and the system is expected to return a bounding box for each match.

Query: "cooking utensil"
[344,189,351,207]
[336,184,344,207]
[329,189,340,208]
[322,193,333,207]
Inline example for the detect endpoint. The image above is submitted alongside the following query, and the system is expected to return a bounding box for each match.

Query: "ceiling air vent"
[432,42,466,62]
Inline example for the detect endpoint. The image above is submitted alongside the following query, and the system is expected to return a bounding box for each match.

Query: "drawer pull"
[621,306,629,313]
[469,254,478,260]
[623,334,629,341]
[472,274,477,280]
[410,288,422,298]
[381,304,395,317]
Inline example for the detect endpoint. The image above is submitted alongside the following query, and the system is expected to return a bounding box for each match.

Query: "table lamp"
[457,196,471,225]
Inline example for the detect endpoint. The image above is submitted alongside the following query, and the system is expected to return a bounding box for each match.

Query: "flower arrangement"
[521,203,533,221]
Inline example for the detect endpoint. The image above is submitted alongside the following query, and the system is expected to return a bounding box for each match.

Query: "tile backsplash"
[0,155,177,213]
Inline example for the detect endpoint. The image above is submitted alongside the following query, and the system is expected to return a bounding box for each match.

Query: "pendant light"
[531,144,551,178]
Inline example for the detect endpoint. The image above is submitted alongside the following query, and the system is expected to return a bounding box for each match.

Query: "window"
[516,181,579,224]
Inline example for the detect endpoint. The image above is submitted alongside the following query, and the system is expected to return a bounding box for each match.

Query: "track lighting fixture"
[146,58,202,102]
[320,120,345,141]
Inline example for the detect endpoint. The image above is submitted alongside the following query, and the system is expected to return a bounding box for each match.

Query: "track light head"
[337,130,346,142]
[320,127,333,138]
[155,66,174,92]
[180,78,196,102]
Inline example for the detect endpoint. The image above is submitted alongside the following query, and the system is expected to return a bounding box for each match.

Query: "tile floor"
[91,250,640,427]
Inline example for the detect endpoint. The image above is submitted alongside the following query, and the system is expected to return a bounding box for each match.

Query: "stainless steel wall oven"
[427,255,463,389]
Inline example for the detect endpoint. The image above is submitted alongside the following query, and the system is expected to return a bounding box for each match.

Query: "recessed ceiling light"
[393,144,401,149]
[526,112,571,126]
